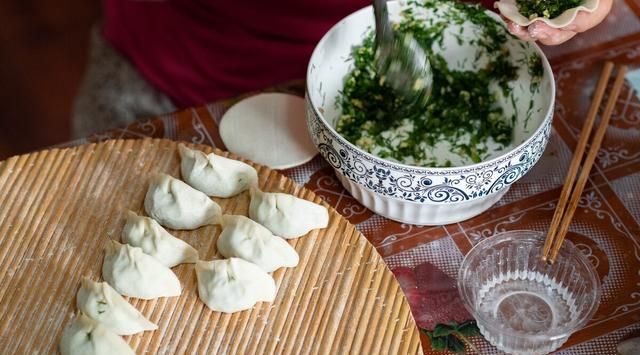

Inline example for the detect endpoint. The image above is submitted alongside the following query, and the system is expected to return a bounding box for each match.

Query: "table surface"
[60,2,640,353]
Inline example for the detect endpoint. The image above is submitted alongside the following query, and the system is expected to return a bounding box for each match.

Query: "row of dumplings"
[60,144,329,355]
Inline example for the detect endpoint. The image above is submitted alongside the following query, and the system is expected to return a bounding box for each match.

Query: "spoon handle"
[373,0,393,46]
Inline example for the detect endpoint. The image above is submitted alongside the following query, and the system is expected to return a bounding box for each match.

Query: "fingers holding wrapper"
[496,0,600,41]
[506,21,533,41]
[528,22,577,45]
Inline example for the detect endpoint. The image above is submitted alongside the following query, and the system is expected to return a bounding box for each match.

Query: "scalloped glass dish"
[458,230,601,355]
[495,0,599,29]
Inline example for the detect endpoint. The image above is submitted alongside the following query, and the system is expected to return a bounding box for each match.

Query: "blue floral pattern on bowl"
[306,97,553,204]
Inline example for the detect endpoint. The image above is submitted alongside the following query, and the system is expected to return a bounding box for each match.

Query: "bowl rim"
[305,0,556,174]
[456,229,602,341]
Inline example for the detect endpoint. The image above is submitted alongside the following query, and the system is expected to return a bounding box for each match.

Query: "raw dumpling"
[122,210,198,267]
[59,313,135,355]
[249,188,329,239]
[195,258,276,313]
[76,277,157,335]
[178,143,258,198]
[144,173,222,230]
[102,240,182,299]
[217,215,299,272]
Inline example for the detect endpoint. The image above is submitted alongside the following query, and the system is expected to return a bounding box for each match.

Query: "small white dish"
[220,93,318,170]
[495,0,599,29]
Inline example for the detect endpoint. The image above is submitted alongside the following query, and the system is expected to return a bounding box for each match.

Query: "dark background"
[0,0,101,160]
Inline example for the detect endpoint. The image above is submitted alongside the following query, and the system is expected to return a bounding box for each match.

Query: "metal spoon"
[373,0,433,112]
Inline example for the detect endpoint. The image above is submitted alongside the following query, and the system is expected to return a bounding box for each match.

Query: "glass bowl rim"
[457,229,602,340]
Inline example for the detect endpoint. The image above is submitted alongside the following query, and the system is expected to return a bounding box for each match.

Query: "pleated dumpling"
[217,215,299,272]
[195,258,276,313]
[59,313,135,355]
[248,188,329,239]
[102,240,182,299]
[178,143,258,198]
[144,173,222,230]
[76,277,157,335]
[122,210,198,267]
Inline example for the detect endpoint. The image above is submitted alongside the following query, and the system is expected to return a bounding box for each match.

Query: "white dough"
[219,93,318,169]
[122,210,198,267]
[178,143,258,198]
[144,173,222,230]
[495,0,599,28]
[102,240,182,299]
[195,258,276,313]
[59,313,135,355]
[248,187,329,239]
[618,337,640,355]
[217,215,299,272]
[76,277,157,335]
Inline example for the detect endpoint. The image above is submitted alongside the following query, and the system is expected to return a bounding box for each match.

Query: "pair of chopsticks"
[541,61,628,264]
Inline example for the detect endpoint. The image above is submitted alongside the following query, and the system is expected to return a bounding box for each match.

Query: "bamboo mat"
[0,138,421,354]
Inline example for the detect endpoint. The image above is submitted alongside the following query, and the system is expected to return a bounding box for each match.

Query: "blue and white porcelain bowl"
[305,1,555,225]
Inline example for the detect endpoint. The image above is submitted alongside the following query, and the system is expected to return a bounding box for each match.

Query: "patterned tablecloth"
[62,1,640,353]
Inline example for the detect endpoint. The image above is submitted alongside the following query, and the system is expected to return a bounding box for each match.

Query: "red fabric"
[393,263,471,330]
[104,0,495,108]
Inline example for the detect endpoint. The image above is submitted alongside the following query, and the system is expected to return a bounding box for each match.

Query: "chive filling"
[516,0,584,19]
[335,0,543,168]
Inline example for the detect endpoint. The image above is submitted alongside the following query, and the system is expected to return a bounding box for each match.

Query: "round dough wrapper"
[495,0,599,29]
[219,93,318,170]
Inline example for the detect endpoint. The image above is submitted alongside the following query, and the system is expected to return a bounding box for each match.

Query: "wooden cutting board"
[0,139,421,354]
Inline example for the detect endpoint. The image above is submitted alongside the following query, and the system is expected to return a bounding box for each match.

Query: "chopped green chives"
[336,0,544,167]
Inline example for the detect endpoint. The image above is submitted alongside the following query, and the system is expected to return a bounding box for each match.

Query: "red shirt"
[104,0,494,107]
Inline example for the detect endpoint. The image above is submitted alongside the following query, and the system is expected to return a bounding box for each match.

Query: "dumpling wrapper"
[618,337,640,355]
[178,143,258,198]
[122,210,198,267]
[195,258,276,313]
[495,0,599,28]
[218,93,318,169]
[144,173,222,230]
[102,240,182,299]
[59,313,135,355]
[217,215,299,272]
[76,277,157,335]
[249,187,329,239]
[76,277,158,335]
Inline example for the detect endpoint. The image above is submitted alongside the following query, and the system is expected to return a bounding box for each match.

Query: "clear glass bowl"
[457,230,601,355]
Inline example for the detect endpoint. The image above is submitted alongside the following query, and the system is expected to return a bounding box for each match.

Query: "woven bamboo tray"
[0,139,421,354]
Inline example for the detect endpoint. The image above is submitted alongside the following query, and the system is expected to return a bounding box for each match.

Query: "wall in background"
[0,0,101,160]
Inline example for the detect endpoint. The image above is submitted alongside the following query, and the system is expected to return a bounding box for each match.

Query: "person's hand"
[504,0,613,45]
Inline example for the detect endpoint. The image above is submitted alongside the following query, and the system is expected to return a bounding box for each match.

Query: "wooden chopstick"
[540,62,613,262]
[542,63,628,263]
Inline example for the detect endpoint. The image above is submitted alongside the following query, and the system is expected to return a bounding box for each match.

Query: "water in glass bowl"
[458,230,601,355]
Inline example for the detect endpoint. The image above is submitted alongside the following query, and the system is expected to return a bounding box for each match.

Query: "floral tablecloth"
[62,1,640,353]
